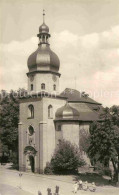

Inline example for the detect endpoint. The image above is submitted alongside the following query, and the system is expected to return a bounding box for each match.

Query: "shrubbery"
[44,162,53,175]
[94,162,112,178]
[10,152,19,170]
[44,140,85,174]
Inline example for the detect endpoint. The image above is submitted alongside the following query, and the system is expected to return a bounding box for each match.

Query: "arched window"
[28,105,34,118]
[53,84,56,91]
[48,105,53,118]
[31,84,33,91]
[41,83,45,90]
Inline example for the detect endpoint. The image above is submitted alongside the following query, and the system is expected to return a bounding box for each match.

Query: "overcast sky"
[0,0,119,107]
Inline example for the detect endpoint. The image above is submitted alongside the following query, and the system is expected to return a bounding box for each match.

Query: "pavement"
[0,183,33,195]
[0,164,119,195]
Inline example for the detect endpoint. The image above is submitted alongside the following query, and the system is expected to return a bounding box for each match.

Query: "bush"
[50,140,85,174]
[103,167,112,177]
[94,162,112,177]
[10,152,19,170]
[44,162,53,175]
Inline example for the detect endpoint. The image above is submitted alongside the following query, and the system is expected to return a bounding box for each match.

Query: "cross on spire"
[43,9,45,23]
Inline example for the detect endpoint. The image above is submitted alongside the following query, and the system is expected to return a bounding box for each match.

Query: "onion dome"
[27,44,60,73]
[39,10,49,33]
[39,23,49,33]
[27,10,60,74]
[55,102,80,120]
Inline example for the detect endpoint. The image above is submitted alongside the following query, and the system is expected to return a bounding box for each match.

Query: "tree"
[50,140,85,174]
[0,89,27,166]
[88,107,119,183]
[0,90,19,152]
[79,128,90,154]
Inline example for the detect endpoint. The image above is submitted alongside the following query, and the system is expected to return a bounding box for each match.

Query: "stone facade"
[19,97,66,173]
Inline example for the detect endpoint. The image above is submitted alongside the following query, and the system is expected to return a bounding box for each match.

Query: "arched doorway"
[24,146,37,173]
[29,155,35,173]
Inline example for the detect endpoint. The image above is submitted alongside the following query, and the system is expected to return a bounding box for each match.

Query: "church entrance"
[29,155,35,173]
[24,146,37,173]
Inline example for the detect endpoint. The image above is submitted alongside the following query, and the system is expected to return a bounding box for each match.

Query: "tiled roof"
[69,102,102,121]
[55,102,80,121]
[60,88,101,105]
[55,89,104,122]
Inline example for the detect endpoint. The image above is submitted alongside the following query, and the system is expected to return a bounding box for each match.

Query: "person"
[55,185,59,195]
[83,181,88,191]
[78,180,83,190]
[47,188,52,195]
[73,181,78,193]
[89,182,96,192]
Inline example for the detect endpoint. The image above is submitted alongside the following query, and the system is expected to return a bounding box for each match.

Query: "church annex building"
[18,13,103,173]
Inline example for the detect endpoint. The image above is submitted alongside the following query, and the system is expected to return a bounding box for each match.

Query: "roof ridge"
[60,88,101,105]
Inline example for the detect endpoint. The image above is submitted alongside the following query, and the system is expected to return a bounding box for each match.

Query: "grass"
[73,172,112,186]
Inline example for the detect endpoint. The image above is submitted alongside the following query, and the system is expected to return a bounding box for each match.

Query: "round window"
[29,126,34,136]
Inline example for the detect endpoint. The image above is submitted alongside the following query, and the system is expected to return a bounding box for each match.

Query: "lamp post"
[19,172,23,189]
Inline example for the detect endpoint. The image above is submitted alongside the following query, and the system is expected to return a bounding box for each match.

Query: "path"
[0,164,119,195]
[0,183,33,195]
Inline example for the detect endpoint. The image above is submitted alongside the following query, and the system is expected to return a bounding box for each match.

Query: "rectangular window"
[41,83,45,90]
[53,84,56,91]
[31,84,33,91]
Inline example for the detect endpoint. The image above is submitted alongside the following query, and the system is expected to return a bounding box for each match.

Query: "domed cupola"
[55,102,80,121]
[27,10,60,75]
[39,23,49,33]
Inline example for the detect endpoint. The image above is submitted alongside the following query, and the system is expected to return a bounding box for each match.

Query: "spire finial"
[43,9,45,23]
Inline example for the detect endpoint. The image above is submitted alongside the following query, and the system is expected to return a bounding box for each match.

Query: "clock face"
[30,75,34,82]
[52,75,57,82]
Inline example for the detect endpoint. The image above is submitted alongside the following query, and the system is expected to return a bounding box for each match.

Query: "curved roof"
[55,88,103,122]
[27,19,60,74]
[27,44,60,73]
[60,88,101,105]
[39,22,49,33]
[55,102,80,120]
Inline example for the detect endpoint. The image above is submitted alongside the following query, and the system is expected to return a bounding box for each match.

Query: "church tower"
[18,11,66,173]
[27,10,60,94]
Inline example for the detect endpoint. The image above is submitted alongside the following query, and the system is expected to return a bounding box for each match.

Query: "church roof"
[55,101,102,122]
[69,102,102,121]
[39,22,49,33]
[55,88,103,122]
[55,102,80,121]
[60,88,101,105]
[27,11,60,75]
[27,44,60,73]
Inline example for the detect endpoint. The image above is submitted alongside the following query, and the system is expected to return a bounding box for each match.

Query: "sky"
[0,0,119,107]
